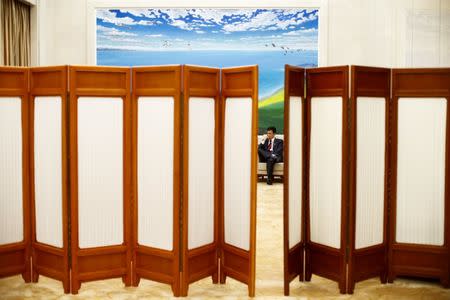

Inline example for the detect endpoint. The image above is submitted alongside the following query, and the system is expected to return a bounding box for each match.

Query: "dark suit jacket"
[261,138,284,161]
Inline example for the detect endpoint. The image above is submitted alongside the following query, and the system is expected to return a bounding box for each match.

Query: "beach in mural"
[96,8,318,133]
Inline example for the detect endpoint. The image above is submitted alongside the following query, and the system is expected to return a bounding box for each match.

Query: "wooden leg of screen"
[380,269,387,284]
[212,270,219,284]
[387,267,395,283]
[63,277,70,294]
[180,276,188,297]
[304,253,312,282]
[440,276,450,288]
[339,277,346,294]
[284,278,290,296]
[31,268,39,283]
[248,281,255,297]
[347,278,355,294]
[71,272,80,294]
[132,276,140,287]
[122,252,132,286]
[21,261,31,283]
[131,255,139,287]
[171,279,181,297]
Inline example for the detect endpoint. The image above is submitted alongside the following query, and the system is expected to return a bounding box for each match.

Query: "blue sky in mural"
[96,8,318,103]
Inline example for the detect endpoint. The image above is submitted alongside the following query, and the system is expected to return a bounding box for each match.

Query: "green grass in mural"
[259,88,284,108]
[258,95,285,135]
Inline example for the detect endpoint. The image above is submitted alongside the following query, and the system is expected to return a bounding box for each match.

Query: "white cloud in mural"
[97,10,135,26]
[96,8,319,51]
[97,25,137,36]
[282,28,318,35]
[97,8,318,33]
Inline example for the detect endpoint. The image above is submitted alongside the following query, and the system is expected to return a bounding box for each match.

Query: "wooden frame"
[283,65,306,295]
[388,68,450,287]
[305,66,349,294]
[219,65,258,297]
[29,66,70,293]
[0,67,31,282]
[131,65,182,295]
[180,65,220,296]
[69,66,132,294]
[347,66,390,293]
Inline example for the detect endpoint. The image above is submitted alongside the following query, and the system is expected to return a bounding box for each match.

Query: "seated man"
[258,126,283,185]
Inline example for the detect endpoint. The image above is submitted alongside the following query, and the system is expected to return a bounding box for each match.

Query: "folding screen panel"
[389,68,450,287]
[29,66,70,292]
[131,66,181,295]
[220,65,258,297]
[69,66,132,294]
[181,65,220,296]
[0,67,31,282]
[347,66,390,293]
[305,66,349,294]
[283,65,305,295]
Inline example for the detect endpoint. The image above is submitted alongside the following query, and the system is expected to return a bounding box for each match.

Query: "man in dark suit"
[258,126,283,185]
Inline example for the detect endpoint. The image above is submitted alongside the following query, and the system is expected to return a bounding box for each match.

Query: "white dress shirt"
[267,137,275,151]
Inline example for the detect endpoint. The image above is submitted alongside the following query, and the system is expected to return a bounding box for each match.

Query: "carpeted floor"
[1,182,449,299]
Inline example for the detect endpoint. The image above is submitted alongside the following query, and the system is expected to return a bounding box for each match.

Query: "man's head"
[266,126,276,140]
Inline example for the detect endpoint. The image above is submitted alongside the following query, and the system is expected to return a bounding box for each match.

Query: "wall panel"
[348,66,390,293]
[220,65,258,297]
[0,67,31,282]
[69,66,131,294]
[389,68,450,288]
[131,66,181,295]
[181,65,220,296]
[283,65,305,296]
[305,66,348,294]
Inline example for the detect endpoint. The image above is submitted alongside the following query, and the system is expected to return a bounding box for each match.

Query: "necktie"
[268,139,272,151]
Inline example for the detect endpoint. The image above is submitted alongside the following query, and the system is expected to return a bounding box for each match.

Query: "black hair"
[267,126,276,133]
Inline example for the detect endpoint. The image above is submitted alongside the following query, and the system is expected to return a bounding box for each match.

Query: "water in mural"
[96,9,318,133]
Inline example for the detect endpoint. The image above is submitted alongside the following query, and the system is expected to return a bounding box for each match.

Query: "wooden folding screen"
[29,66,70,292]
[220,65,258,297]
[131,66,182,295]
[347,66,390,293]
[69,66,132,293]
[181,65,220,296]
[305,66,349,294]
[283,65,306,295]
[0,67,31,282]
[388,68,450,287]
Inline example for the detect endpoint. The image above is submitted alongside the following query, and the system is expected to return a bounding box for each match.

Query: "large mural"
[96,8,318,133]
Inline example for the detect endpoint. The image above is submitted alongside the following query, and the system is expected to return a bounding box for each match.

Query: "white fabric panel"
[138,97,174,250]
[34,97,63,248]
[309,97,342,249]
[0,97,23,244]
[78,97,123,248]
[355,97,386,249]
[224,97,252,251]
[396,98,447,246]
[188,97,215,249]
[288,96,302,248]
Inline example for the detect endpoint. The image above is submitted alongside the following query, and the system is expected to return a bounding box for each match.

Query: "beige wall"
[326,0,449,67]
[32,0,450,67]
[32,0,87,66]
